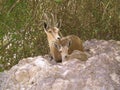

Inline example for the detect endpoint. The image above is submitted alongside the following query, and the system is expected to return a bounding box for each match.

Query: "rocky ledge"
[0,39,120,90]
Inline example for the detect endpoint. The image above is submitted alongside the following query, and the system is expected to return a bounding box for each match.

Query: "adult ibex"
[43,13,62,62]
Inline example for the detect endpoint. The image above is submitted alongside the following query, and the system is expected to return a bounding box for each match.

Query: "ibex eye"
[48,31,52,33]
[59,51,62,53]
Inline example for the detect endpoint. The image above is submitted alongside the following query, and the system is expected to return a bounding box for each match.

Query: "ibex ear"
[44,22,48,30]
[67,39,72,47]
[56,19,61,28]
[54,43,60,50]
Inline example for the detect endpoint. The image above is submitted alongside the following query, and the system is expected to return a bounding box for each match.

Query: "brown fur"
[60,35,84,54]
[50,44,61,62]
[64,50,88,61]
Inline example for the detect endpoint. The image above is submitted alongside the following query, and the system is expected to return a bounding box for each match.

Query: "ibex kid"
[54,35,87,62]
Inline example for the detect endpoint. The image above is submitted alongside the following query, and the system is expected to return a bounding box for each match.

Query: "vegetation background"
[0,0,120,71]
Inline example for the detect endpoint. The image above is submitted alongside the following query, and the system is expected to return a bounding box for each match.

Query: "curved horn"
[51,13,55,26]
[43,13,50,27]
[43,13,49,22]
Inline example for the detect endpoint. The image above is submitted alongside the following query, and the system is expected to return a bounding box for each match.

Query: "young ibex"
[43,13,62,62]
[54,35,86,62]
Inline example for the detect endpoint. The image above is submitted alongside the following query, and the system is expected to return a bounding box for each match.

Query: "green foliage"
[0,0,120,71]
[54,0,62,3]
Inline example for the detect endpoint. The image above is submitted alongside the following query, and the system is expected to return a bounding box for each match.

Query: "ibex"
[43,13,62,62]
[54,35,87,62]
[43,14,85,62]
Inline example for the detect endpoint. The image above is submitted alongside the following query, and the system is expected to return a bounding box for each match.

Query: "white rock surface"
[0,39,120,90]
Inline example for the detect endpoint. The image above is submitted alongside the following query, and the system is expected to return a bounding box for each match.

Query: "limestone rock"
[0,39,120,90]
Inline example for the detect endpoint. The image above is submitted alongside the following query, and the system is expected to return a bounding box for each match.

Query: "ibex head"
[54,39,72,61]
[43,13,61,43]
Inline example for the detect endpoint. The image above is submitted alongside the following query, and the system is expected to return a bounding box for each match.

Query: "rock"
[0,39,120,90]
